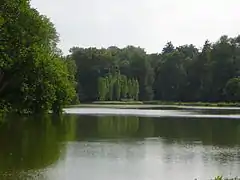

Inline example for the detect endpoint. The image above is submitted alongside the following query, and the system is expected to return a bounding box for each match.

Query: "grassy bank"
[91,101,143,105]
[69,101,240,108]
[143,101,240,107]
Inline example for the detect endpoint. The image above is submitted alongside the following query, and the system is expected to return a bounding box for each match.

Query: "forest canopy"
[70,35,240,103]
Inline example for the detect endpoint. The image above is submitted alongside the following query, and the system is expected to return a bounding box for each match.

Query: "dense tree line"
[71,35,240,102]
[0,0,77,114]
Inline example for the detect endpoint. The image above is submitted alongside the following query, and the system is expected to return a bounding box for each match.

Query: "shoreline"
[69,102,240,110]
[70,101,240,107]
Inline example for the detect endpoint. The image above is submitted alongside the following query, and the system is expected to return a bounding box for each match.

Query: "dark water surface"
[0,106,240,180]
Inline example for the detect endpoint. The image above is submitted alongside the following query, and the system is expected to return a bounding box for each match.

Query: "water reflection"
[0,113,239,179]
[74,115,240,146]
[0,115,77,179]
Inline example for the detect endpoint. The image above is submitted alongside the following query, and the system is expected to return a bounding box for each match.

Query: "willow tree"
[114,75,121,101]
[104,76,112,101]
[121,75,128,99]
[127,79,133,99]
[98,77,107,101]
[133,79,140,100]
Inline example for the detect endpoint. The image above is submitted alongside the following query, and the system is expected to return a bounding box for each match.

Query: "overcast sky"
[30,0,240,55]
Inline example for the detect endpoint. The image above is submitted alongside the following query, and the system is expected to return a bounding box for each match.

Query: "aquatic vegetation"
[212,176,240,180]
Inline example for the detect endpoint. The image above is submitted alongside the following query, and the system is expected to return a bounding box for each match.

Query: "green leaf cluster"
[97,71,139,101]
[0,0,77,114]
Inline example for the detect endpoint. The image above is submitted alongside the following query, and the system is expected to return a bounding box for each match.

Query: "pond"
[0,106,240,180]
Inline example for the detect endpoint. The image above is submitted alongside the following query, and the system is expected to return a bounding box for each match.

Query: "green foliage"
[135,80,140,100]
[225,78,240,101]
[0,0,77,114]
[121,75,128,98]
[98,77,107,101]
[214,176,223,180]
[107,74,114,101]
[70,46,153,102]
[1,0,239,110]
[97,71,139,101]
[212,176,240,180]
[114,74,121,100]
[70,35,240,103]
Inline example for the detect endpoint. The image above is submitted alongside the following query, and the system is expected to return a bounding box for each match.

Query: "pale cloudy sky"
[30,0,240,54]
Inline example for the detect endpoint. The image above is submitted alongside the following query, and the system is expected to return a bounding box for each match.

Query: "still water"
[0,106,240,180]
